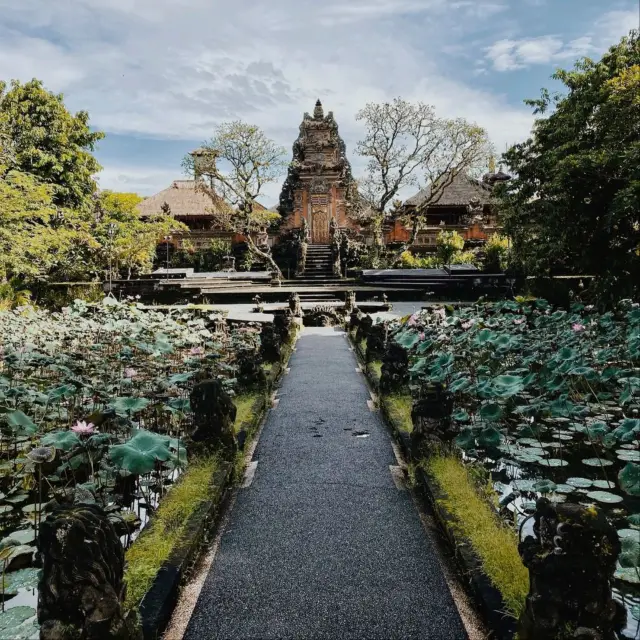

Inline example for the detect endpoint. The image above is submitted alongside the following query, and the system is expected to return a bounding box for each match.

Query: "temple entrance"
[311,207,331,244]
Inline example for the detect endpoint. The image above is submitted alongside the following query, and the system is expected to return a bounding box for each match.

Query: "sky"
[0,0,637,206]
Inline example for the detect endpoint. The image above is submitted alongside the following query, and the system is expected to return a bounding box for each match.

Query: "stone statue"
[410,383,453,455]
[365,321,388,363]
[289,292,303,318]
[344,291,356,313]
[518,498,623,640]
[380,342,409,393]
[189,378,237,452]
[38,504,136,640]
[464,198,484,225]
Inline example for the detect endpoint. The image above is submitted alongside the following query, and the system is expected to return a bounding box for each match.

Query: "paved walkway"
[184,328,466,640]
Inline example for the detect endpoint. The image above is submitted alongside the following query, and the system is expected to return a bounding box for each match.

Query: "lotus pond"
[0,298,262,638]
[390,299,640,638]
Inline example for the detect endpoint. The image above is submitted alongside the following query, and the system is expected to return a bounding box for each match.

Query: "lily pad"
[592,480,616,489]
[554,484,577,494]
[619,462,640,496]
[566,477,593,488]
[533,479,557,494]
[582,458,614,467]
[1,567,41,595]
[0,606,37,639]
[585,490,623,504]
[538,458,569,467]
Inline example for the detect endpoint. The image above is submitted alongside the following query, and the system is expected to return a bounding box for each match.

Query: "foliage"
[388,298,640,591]
[0,79,104,210]
[427,454,528,617]
[497,31,640,302]
[182,122,286,278]
[383,393,413,434]
[484,234,510,272]
[353,98,492,250]
[123,456,219,608]
[436,230,465,266]
[168,239,232,273]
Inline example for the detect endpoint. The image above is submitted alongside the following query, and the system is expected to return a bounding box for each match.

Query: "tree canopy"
[183,122,286,277]
[0,79,104,210]
[498,31,640,299]
[354,98,491,248]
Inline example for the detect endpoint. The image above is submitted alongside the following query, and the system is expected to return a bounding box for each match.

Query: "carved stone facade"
[278,100,356,244]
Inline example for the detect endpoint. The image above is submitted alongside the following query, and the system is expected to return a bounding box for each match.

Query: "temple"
[278,99,357,243]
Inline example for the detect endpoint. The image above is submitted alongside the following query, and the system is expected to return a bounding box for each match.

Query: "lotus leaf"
[582,458,614,467]
[479,403,503,422]
[586,490,623,504]
[110,396,150,417]
[110,429,172,475]
[532,479,557,494]
[491,375,524,398]
[0,606,37,639]
[41,431,81,452]
[612,418,640,443]
[1,567,41,595]
[5,411,37,436]
[619,462,640,496]
[537,458,568,467]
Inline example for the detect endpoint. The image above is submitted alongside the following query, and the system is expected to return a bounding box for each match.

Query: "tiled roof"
[405,172,494,208]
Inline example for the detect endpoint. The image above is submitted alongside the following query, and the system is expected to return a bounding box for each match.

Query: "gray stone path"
[184,327,466,640]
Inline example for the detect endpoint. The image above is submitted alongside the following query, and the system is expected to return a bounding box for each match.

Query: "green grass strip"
[124,456,220,609]
[426,454,528,619]
[233,392,262,433]
[383,393,413,433]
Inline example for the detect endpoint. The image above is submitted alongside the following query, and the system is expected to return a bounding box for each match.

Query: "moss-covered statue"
[288,292,303,318]
[38,504,140,639]
[380,341,409,393]
[518,497,624,640]
[189,377,237,453]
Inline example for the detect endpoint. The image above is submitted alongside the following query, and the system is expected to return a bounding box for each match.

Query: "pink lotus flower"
[419,332,426,341]
[433,308,446,319]
[514,318,525,325]
[190,346,205,356]
[461,320,475,330]
[124,367,137,378]
[572,323,586,332]
[408,315,418,327]
[71,421,95,435]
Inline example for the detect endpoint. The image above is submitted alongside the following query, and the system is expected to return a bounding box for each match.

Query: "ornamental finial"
[314,99,324,119]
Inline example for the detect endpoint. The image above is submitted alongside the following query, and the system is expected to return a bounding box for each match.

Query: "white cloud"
[485,35,594,71]
[485,6,638,72]
[0,0,534,202]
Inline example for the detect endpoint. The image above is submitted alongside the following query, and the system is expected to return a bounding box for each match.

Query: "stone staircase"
[294,244,343,303]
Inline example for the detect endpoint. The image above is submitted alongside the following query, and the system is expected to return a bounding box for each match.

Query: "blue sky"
[0,0,637,205]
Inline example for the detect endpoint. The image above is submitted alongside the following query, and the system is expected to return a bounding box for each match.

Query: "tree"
[0,168,76,282]
[436,230,465,266]
[183,122,286,278]
[497,31,640,300]
[354,98,491,253]
[0,79,104,210]
[93,191,184,280]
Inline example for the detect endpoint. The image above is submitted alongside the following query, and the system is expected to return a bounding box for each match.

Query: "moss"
[426,454,528,619]
[262,363,273,374]
[124,456,219,609]
[233,392,262,433]
[383,393,413,433]
[368,360,382,384]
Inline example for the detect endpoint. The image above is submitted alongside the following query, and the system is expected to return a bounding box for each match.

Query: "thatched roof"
[137,180,217,218]
[405,172,494,209]
[137,180,269,218]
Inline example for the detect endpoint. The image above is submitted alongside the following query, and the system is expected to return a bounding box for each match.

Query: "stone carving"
[38,504,136,640]
[259,324,281,363]
[349,308,364,332]
[463,197,484,226]
[289,292,303,317]
[189,378,237,452]
[380,342,409,393]
[356,313,373,345]
[303,305,341,327]
[517,498,623,640]
[274,312,296,345]
[410,383,453,455]
[330,217,342,276]
[278,100,355,237]
[344,291,356,313]
[365,321,388,363]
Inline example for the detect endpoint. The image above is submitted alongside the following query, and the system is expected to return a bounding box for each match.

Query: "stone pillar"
[38,504,135,640]
[518,498,623,640]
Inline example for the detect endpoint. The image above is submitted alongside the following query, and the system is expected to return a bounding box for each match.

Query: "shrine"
[278,100,356,244]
